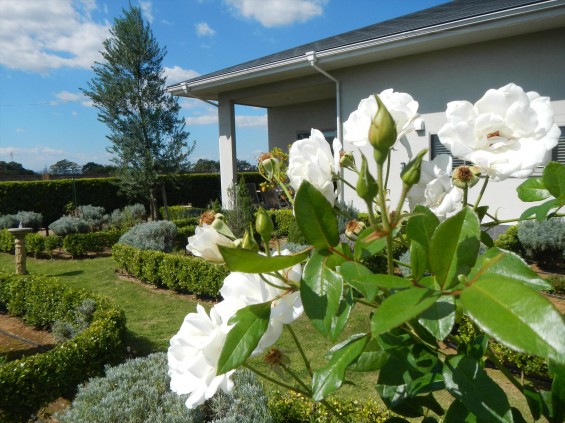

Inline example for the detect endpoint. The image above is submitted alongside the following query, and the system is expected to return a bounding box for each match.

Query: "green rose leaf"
[543,161,565,200]
[417,296,456,341]
[354,227,387,260]
[218,245,310,273]
[429,207,480,290]
[217,302,271,375]
[301,249,343,338]
[312,334,368,401]
[517,177,550,202]
[329,286,354,341]
[520,198,560,221]
[348,336,388,372]
[407,206,440,279]
[468,247,550,291]
[443,354,513,422]
[295,180,339,249]
[550,361,565,423]
[461,277,565,364]
[340,261,380,301]
[353,273,413,290]
[371,287,440,336]
[443,400,478,423]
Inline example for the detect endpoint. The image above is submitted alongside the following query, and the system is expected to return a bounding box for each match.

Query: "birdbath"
[8,224,33,275]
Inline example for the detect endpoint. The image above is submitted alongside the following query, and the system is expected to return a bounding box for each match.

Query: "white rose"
[438,83,560,181]
[343,89,419,154]
[186,224,235,264]
[407,154,463,220]
[288,128,337,205]
[215,249,303,354]
[168,304,235,409]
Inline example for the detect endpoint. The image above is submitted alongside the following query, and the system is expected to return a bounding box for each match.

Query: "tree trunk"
[161,182,170,220]
[149,190,158,221]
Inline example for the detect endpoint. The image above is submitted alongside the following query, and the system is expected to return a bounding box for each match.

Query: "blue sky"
[0,0,449,172]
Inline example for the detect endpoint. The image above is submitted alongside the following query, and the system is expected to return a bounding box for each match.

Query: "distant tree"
[50,159,80,175]
[0,161,35,175]
[81,162,116,175]
[191,159,220,173]
[82,5,194,220]
[236,159,257,172]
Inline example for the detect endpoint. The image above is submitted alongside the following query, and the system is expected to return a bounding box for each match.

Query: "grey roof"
[177,0,550,86]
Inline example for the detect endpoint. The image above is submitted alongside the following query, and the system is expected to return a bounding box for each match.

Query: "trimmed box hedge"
[112,243,229,298]
[0,272,126,422]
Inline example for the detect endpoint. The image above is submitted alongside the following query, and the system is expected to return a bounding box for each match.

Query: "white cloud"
[236,114,267,128]
[0,0,110,73]
[53,90,92,107]
[138,0,154,23]
[164,65,200,84]
[195,22,216,37]
[186,114,218,126]
[223,0,327,27]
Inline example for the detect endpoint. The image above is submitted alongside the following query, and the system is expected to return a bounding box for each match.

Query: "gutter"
[306,51,345,203]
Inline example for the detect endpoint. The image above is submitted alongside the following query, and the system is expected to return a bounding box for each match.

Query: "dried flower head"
[199,210,216,225]
[452,165,480,189]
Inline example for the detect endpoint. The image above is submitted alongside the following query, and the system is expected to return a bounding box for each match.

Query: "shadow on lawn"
[124,329,162,357]
[53,270,84,277]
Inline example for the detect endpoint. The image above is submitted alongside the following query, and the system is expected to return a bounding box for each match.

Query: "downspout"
[179,83,219,108]
[305,51,344,202]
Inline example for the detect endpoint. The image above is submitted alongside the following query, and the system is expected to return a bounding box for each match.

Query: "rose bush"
[170,83,565,423]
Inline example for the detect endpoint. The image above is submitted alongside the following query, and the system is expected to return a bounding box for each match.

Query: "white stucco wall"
[268,27,565,220]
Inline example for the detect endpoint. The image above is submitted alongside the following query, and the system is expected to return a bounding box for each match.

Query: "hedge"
[112,243,229,298]
[0,173,263,228]
[0,272,126,422]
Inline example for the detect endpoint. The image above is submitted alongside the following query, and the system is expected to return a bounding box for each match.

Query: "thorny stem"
[394,183,410,222]
[473,176,490,212]
[286,325,313,377]
[482,213,565,228]
[377,161,394,275]
[463,184,469,208]
[283,366,311,393]
[384,150,392,191]
[243,363,309,397]
[339,176,357,193]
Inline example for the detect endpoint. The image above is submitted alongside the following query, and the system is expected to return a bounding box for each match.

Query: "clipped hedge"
[268,209,294,237]
[0,272,126,422]
[63,230,124,258]
[112,243,229,298]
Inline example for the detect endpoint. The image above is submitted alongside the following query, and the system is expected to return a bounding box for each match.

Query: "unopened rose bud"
[339,151,356,170]
[401,148,428,187]
[255,207,274,239]
[357,155,378,204]
[259,154,280,179]
[345,219,366,240]
[241,229,259,252]
[369,94,397,162]
[452,165,480,189]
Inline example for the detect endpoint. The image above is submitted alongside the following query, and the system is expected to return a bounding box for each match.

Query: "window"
[552,126,565,164]
[296,129,336,142]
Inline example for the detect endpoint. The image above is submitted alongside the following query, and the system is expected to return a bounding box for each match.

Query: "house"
[168,0,565,219]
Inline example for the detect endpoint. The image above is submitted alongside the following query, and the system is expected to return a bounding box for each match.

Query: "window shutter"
[551,127,565,164]
[430,134,466,168]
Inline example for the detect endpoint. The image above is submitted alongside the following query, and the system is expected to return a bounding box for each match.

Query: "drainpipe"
[305,51,344,202]
[181,83,218,108]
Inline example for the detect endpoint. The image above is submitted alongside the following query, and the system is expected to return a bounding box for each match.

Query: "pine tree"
[82,5,194,219]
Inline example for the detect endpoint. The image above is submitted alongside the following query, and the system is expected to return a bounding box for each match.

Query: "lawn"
[0,252,539,418]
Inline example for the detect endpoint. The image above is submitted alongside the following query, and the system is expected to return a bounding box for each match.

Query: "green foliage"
[518,217,565,266]
[173,217,200,227]
[224,177,256,238]
[109,203,147,229]
[49,216,90,236]
[118,221,178,253]
[268,209,294,237]
[494,225,524,256]
[43,235,62,258]
[162,205,205,220]
[58,354,270,423]
[287,219,308,244]
[25,233,44,258]
[62,230,122,258]
[112,243,228,298]
[0,272,126,422]
[268,390,390,423]
[52,299,97,342]
[546,274,565,295]
[0,229,14,253]
[176,224,196,250]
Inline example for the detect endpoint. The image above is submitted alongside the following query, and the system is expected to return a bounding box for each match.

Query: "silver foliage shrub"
[518,217,565,266]
[76,204,108,231]
[49,216,91,236]
[110,203,147,229]
[58,353,272,423]
[118,220,178,252]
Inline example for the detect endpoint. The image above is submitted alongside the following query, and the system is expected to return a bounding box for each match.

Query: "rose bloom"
[407,154,463,220]
[168,304,235,409]
[343,89,419,154]
[288,128,340,205]
[438,83,560,181]
[214,250,303,354]
[186,225,235,264]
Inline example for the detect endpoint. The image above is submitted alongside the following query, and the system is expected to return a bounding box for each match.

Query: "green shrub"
[287,220,308,244]
[49,216,91,236]
[25,233,44,258]
[0,229,14,253]
[518,217,565,266]
[52,299,97,342]
[223,177,256,238]
[109,203,147,229]
[58,353,270,423]
[162,205,205,220]
[172,217,200,227]
[112,244,228,298]
[62,231,120,258]
[494,225,524,256]
[0,273,126,422]
[44,235,63,258]
[119,221,178,253]
[268,209,294,237]
[546,274,565,295]
[176,225,196,250]
[268,390,390,422]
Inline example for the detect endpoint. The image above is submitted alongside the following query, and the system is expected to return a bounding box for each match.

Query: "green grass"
[0,252,538,419]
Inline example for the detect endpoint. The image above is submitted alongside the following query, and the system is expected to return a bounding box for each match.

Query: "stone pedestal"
[8,228,33,275]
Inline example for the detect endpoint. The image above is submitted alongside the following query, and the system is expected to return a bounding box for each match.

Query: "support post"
[218,97,237,209]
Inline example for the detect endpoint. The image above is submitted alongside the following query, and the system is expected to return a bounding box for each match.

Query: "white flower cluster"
[168,248,302,409]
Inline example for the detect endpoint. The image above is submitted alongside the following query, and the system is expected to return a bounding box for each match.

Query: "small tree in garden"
[171,84,565,422]
[82,5,194,220]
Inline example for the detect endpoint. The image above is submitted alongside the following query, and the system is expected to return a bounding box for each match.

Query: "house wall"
[267,27,565,220]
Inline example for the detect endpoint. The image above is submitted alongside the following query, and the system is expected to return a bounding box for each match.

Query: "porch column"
[218,96,237,209]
